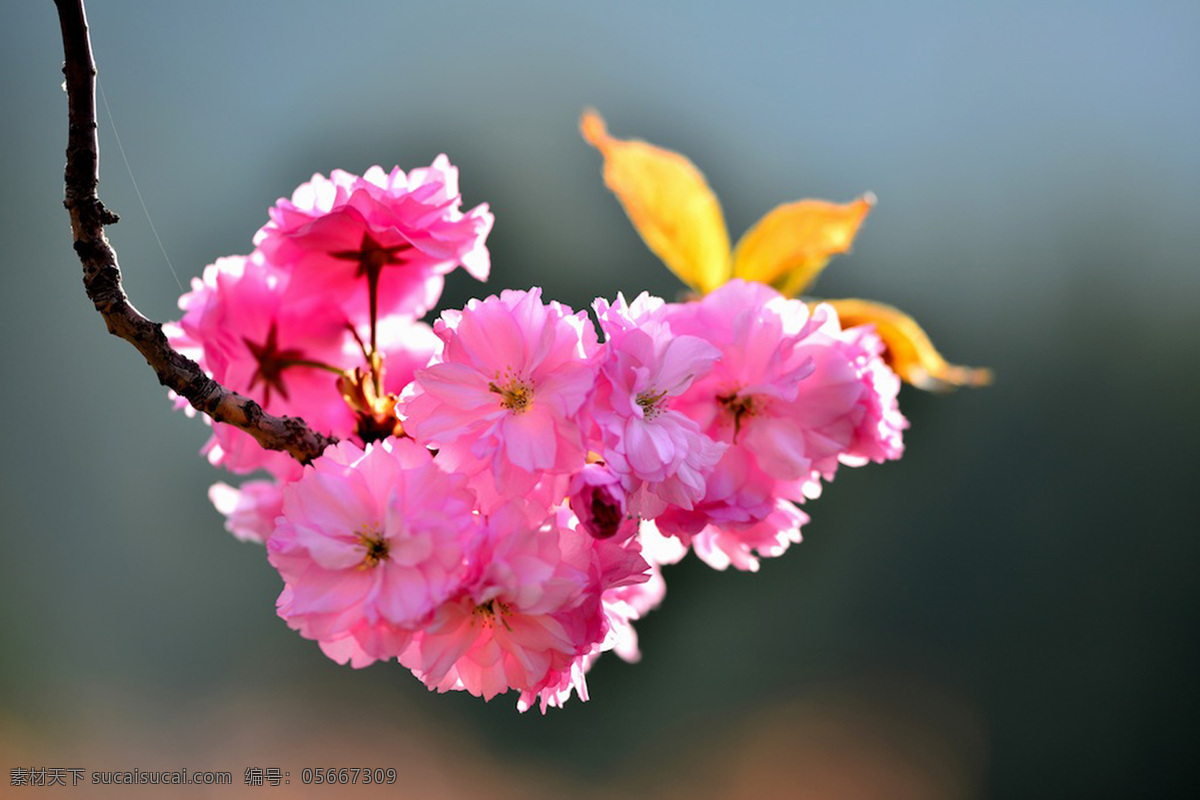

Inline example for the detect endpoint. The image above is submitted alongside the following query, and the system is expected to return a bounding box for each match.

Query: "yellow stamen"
[636,388,668,420]
[488,373,533,413]
[355,523,389,570]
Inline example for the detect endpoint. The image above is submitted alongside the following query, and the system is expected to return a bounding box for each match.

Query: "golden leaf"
[732,194,875,298]
[581,110,731,294]
[824,298,993,391]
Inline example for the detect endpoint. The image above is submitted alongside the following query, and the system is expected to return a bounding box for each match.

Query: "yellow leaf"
[581,110,731,294]
[824,298,993,391]
[732,194,875,298]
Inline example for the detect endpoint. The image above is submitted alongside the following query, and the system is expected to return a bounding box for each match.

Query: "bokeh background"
[2,1,1197,797]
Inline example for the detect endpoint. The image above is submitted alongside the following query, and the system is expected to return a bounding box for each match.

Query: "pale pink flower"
[637,518,690,567]
[254,158,493,321]
[517,659,593,713]
[651,430,814,571]
[590,293,725,515]
[268,438,480,665]
[313,616,416,669]
[517,516,650,712]
[400,288,599,504]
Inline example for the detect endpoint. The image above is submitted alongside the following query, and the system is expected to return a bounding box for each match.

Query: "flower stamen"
[717,391,759,442]
[488,373,533,413]
[473,598,514,631]
[355,523,389,570]
[636,388,668,420]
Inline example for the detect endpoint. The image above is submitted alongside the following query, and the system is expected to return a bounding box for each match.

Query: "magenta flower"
[399,504,648,711]
[400,288,600,504]
[254,158,493,322]
[169,254,444,546]
[168,253,356,438]
[268,438,480,665]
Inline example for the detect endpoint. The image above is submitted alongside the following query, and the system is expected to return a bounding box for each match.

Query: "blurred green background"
[2,1,1197,797]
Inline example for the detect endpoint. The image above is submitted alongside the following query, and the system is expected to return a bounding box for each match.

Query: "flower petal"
[581,110,731,294]
[824,298,993,391]
[732,195,874,297]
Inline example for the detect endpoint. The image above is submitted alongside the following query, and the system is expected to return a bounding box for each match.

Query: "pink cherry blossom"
[632,281,818,566]
[254,158,493,322]
[721,302,907,484]
[208,479,285,544]
[590,293,725,515]
[535,520,674,707]
[168,252,357,438]
[268,438,480,665]
[400,504,648,711]
[666,280,820,480]
[400,288,600,506]
[169,254,443,497]
[822,321,907,469]
[653,283,906,570]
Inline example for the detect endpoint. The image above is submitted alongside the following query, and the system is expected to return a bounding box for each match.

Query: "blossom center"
[636,388,668,420]
[355,523,390,570]
[329,230,415,282]
[473,598,513,630]
[330,230,417,356]
[488,373,533,414]
[717,390,760,441]
[243,321,310,406]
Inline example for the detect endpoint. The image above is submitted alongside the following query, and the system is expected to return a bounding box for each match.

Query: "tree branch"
[55,0,335,464]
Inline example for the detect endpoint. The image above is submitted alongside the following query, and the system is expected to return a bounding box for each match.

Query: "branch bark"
[54,0,335,464]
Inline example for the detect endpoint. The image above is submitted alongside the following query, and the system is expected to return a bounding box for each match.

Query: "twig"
[54,0,335,464]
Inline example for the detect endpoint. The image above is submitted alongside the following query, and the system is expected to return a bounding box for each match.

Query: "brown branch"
[55,0,335,464]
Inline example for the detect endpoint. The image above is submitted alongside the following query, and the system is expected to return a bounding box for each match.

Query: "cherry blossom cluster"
[166,157,906,711]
